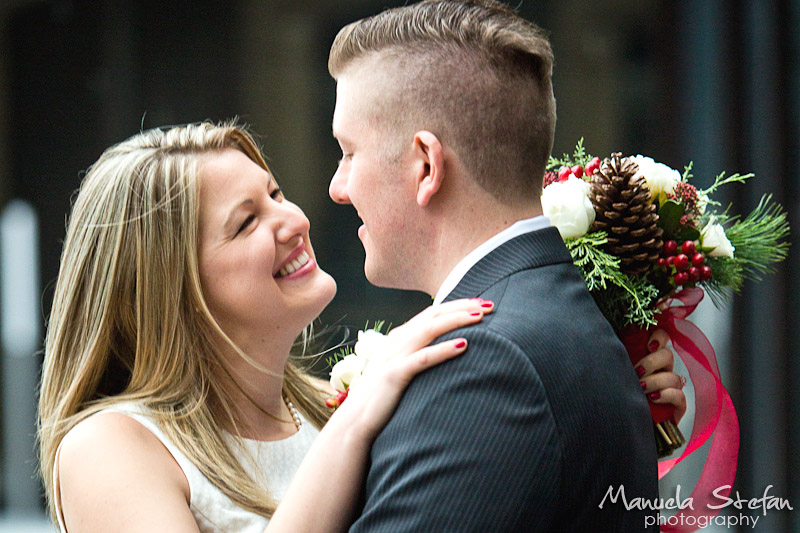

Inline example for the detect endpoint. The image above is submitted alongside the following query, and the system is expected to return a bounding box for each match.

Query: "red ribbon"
[625,288,740,532]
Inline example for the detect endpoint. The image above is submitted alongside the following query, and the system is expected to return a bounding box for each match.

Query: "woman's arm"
[266,298,493,533]
[57,412,199,533]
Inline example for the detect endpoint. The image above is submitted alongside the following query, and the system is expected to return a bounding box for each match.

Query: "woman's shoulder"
[60,408,166,463]
[57,409,194,530]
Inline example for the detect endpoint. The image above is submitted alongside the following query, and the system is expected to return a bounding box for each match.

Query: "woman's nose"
[275,203,311,243]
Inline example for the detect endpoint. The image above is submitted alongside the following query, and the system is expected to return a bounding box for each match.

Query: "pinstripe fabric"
[350,227,659,532]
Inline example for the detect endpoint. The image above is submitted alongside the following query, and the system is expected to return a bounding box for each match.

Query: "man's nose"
[329,170,350,205]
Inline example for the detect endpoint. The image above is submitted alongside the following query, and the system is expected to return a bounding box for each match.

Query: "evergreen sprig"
[701,256,743,307]
[548,138,590,170]
[723,195,790,281]
[698,171,753,206]
[565,232,622,291]
[565,233,660,330]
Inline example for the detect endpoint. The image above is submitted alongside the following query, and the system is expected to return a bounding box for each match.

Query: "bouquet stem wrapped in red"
[618,324,685,456]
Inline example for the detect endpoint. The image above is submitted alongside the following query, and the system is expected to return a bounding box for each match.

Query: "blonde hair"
[38,121,330,523]
[329,0,556,202]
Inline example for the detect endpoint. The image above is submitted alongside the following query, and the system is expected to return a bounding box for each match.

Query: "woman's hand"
[268,298,492,533]
[635,329,687,424]
[332,298,493,443]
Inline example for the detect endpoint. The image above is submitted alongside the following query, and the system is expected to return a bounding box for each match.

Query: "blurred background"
[0,0,796,531]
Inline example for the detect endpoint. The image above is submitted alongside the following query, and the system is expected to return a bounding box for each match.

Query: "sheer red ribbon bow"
[623,288,740,532]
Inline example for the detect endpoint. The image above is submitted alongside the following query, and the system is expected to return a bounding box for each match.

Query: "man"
[328,1,659,530]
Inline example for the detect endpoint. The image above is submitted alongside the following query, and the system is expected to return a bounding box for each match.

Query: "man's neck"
[423,201,542,296]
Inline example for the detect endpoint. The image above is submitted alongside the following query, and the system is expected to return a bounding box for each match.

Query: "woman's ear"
[412,131,444,206]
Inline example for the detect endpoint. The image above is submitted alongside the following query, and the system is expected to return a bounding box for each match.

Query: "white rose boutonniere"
[329,354,363,392]
[701,218,735,258]
[327,329,389,408]
[541,176,596,239]
[632,155,681,205]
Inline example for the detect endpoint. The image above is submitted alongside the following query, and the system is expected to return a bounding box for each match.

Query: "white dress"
[54,402,319,533]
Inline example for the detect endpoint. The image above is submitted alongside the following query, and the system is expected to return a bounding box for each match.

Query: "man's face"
[329,64,421,290]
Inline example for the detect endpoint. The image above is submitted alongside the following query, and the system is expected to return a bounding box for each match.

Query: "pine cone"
[589,153,664,276]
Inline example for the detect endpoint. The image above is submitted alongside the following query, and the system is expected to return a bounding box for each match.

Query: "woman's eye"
[270,187,283,201]
[236,215,255,235]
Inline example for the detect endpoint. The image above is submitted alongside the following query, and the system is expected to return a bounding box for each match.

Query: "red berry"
[657,257,668,268]
[674,272,689,285]
[571,165,584,178]
[325,397,339,408]
[558,166,571,181]
[688,266,700,283]
[674,254,690,272]
[336,391,349,404]
[663,240,678,255]
[666,256,675,265]
[700,265,712,281]
[681,240,696,255]
[691,253,705,267]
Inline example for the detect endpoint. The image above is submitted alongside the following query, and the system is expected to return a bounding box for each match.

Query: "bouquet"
[543,140,789,529]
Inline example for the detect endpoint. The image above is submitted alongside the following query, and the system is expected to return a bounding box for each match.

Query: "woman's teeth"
[277,251,310,278]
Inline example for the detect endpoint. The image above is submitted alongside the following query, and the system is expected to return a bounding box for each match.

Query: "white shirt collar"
[432,216,551,305]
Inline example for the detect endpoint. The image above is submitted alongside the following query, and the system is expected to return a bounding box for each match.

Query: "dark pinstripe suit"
[350,227,659,532]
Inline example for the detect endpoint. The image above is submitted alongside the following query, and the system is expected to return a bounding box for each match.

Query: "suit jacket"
[349,227,659,532]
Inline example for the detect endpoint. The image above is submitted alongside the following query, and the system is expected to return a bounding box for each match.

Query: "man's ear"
[412,131,444,206]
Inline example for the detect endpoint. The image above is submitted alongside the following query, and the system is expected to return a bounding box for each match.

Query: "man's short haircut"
[329,0,556,202]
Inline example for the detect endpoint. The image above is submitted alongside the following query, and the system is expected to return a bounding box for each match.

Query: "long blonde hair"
[38,121,330,523]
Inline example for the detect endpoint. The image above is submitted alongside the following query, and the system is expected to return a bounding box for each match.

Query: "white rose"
[541,176,595,239]
[631,155,681,204]
[329,329,389,393]
[329,354,363,392]
[353,329,389,372]
[701,219,735,258]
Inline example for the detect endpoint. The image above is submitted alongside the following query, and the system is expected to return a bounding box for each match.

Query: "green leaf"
[675,226,701,243]
[657,200,685,236]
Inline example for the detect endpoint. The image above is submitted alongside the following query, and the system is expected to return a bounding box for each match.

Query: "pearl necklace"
[283,395,302,431]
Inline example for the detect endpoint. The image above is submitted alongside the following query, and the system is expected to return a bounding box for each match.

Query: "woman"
[38,122,685,532]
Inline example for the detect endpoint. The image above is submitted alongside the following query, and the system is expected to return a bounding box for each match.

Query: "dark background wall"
[0,1,797,530]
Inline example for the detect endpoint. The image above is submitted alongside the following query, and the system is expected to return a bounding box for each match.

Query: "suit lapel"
[443,227,573,302]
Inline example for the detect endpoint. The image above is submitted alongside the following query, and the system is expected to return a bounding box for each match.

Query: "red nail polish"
[636,366,646,377]
[481,302,493,308]
[649,392,661,400]
[648,341,659,352]
[454,340,467,348]
[470,311,482,317]
[640,381,647,390]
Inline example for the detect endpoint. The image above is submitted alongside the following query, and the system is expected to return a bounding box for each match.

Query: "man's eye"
[236,215,255,235]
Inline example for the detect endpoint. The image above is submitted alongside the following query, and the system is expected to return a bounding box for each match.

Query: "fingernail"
[635,366,646,377]
[454,339,467,348]
[481,301,494,308]
[640,381,647,391]
[648,341,659,352]
[470,311,482,317]
[649,392,661,400]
